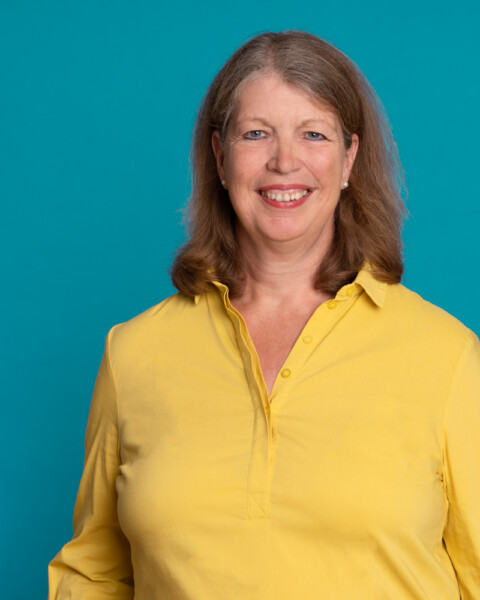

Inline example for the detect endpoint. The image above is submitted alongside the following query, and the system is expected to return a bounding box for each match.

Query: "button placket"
[266,410,278,516]
[222,301,272,519]
[246,382,272,519]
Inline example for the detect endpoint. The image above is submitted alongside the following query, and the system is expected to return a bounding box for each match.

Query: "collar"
[194,280,228,305]
[193,264,388,308]
[353,265,387,308]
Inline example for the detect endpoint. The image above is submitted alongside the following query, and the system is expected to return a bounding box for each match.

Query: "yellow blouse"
[48,268,480,599]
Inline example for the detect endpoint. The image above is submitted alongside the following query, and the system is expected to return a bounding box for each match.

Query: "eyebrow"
[235,116,337,129]
[298,118,336,128]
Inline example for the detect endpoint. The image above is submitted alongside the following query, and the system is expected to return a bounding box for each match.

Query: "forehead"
[231,73,340,130]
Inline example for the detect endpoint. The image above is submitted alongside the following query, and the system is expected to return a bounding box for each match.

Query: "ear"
[343,133,359,182]
[211,130,226,183]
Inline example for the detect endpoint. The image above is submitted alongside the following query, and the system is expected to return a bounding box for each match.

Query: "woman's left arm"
[443,331,480,600]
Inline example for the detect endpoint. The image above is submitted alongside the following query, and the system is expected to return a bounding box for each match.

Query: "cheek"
[225,147,267,181]
[310,154,344,183]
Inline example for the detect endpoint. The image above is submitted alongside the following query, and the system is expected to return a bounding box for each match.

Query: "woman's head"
[171,31,406,296]
[211,72,359,262]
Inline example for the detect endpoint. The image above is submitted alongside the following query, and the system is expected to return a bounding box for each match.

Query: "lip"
[256,189,313,209]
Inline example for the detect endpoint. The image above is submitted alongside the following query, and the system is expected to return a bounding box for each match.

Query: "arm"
[48,329,134,599]
[443,331,480,600]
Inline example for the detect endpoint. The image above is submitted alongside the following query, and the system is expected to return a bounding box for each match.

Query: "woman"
[49,31,480,599]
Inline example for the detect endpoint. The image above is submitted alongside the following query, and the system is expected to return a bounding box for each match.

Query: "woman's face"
[212,72,358,255]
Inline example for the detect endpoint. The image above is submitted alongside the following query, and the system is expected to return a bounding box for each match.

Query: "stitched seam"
[266,414,278,517]
[105,325,121,464]
[246,392,260,518]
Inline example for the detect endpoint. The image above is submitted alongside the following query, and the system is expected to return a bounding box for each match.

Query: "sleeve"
[442,331,480,600]
[48,328,134,599]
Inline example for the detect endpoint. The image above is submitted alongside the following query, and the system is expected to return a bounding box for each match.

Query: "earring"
[221,180,226,188]
[343,181,349,189]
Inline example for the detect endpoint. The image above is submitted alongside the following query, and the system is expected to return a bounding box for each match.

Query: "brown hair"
[171,30,406,297]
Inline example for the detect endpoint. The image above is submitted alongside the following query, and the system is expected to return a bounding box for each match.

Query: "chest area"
[114,335,447,541]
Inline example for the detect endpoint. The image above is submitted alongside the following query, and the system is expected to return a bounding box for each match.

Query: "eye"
[305,131,326,141]
[244,130,266,140]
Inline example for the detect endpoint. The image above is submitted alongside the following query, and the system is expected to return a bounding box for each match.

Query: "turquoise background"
[1,1,478,597]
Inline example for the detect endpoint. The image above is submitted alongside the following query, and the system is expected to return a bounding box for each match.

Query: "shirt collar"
[353,265,387,308]
[194,280,227,305]
[193,264,388,308]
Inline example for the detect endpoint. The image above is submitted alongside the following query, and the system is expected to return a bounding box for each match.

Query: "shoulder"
[104,288,224,367]
[384,282,477,354]
[107,292,197,348]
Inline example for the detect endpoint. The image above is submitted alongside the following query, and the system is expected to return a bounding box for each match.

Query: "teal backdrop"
[1,1,479,597]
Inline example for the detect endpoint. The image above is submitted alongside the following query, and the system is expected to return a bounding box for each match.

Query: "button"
[327,300,338,310]
[264,404,270,416]
[281,368,292,379]
[346,286,354,296]
[302,335,313,344]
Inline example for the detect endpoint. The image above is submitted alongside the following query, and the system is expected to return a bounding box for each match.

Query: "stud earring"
[343,181,349,189]
[221,180,226,187]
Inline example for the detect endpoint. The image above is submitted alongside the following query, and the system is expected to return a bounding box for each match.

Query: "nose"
[266,137,300,174]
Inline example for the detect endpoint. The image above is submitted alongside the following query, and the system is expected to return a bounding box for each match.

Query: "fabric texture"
[48,268,480,599]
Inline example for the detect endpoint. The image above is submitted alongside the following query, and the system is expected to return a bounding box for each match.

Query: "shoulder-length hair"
[171,30,406,297]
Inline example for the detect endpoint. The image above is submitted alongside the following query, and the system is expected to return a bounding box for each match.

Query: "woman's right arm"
[48,328,134,599]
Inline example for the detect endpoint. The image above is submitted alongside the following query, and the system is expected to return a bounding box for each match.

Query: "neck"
[232,229,333,306]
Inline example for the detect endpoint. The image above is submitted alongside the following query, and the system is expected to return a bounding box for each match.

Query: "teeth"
[260,189,309,202]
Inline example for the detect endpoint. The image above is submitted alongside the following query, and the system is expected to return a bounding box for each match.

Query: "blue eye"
[244,130,265,140]
[305,132,326,140]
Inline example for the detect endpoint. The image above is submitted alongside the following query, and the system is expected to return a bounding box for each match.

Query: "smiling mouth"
[259,189,310,202]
